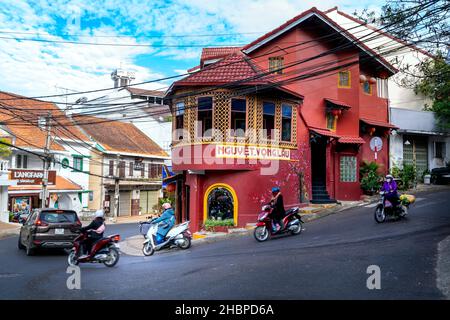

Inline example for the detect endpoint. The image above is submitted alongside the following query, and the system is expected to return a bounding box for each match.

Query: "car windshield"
[39,211,77,223]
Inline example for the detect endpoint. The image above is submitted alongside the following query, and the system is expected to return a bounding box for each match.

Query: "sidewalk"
[0,221,21,240]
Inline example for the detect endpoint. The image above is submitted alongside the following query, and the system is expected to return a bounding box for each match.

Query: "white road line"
[364,203,378,208]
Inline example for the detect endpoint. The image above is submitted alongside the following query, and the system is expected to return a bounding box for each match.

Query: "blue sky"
[0,0,384,99]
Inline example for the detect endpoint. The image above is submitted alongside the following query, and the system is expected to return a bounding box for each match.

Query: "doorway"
[311,136,327,185]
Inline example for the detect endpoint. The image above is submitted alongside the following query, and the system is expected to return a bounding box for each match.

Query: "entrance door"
[403,135,428,177]
[311,137,327,184]
[185,186,190,222]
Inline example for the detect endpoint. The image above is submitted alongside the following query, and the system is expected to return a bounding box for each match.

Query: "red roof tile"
[338,136,366,144]
[309,127,341,138]
[360,118,398,129]
[200,47,242,64]
[325,98,352,109]
[174,52,274,86]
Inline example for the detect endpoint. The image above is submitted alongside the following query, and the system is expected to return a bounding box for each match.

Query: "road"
[0,189,449,299]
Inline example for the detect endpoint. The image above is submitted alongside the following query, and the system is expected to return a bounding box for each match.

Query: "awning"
[338,136,366,144]
[325,98,351,110]
[309,127,341,138]
[163,174,183,185]
[360,118,398,129]
[8,175,82,192]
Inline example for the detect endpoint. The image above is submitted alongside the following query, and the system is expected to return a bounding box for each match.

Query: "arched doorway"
[203,183,238,225]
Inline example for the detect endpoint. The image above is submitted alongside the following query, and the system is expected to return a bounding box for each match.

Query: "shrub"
[204,219,235,231]
[390,163,417,190]
[360,161,383,194]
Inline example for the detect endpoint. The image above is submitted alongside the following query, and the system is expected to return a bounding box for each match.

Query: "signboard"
[9,169,56,185]
[215,144,291,160]
[369,137,383,160]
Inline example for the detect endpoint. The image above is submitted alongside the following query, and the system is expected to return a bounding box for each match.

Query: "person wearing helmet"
[270,187,285,232]
[151,203,176,244]
[80,209,106,257]
[381,174,400,207]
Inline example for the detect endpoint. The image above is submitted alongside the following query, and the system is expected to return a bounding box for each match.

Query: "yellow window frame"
[338,70,351,88]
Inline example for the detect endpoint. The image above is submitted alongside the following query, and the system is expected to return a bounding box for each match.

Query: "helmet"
[386,174,394,180]
[162,203,172,210]
[271,187,280,193]
[94,209,104,218]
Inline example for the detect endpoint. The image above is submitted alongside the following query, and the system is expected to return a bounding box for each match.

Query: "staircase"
[311,180,337,204]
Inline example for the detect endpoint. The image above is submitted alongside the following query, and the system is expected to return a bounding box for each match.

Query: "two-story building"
[73,115,169,216]
[166,7,397,232]
[0,90,91,213]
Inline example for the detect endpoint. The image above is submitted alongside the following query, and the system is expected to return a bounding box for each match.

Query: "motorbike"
[374,191,409,223]
[253,205,304,242]
[142,219,192,256]
[68,231,121,267]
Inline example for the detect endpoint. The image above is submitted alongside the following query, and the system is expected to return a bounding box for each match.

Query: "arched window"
[206,186,235,221]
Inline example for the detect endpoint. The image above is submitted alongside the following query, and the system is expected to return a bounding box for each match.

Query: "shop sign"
[9,169,56,185]
[215,144,291,160]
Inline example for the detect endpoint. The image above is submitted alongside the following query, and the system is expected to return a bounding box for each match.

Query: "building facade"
[167,7,397,232]
[324,7,448,177]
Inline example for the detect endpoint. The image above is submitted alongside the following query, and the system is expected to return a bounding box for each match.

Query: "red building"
[166,7,397,232]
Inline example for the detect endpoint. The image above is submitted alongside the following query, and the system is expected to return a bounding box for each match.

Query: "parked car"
[18,209,82,256]
[431,167,450,184]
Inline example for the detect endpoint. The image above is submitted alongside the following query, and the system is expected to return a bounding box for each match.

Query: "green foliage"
[204,219,235,231]
[360,161,383,194]
[0,138,12,158]
[391,164,417,190]
[9,212,14,222]
[415,55,450,129]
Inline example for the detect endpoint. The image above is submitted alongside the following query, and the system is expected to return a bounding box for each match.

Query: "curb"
[0,227,20,240]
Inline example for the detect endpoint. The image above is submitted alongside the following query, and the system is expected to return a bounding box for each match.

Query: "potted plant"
[360,161,382,195]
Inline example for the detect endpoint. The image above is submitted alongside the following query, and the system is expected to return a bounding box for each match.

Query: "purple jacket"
[381,180,398,195]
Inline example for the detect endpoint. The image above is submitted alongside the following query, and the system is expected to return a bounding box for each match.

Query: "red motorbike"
[68,231,121,267]
[253,205,304,242]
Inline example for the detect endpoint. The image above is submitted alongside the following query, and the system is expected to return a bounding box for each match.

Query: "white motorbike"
[141,219,192,256]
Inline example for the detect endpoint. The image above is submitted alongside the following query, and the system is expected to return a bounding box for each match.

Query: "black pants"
[83,235,101,255]
[385,194,400,207]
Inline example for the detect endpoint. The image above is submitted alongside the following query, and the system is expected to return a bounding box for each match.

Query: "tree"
[0,138,12,158]
[414,54,450,128]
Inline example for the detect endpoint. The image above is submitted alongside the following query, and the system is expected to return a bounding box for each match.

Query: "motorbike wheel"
[291,221,303,235]
[374,205,386,223]
[142,242,155,256]
[177,237,191,250]
[103,247,120,267]
[67,250,79,266]
[254,226,269,242]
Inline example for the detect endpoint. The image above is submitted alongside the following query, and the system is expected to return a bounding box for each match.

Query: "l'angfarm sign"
[9,169,56,185]
[215,144,291,160]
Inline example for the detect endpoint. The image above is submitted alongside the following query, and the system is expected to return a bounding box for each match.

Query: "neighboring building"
[73,115,169,216]
[325,7,449,176]
[69,69,172,161]
[166,7,397,232]
[0,91,91,214]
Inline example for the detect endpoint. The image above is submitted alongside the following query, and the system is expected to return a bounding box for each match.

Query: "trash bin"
[424,174,431,185]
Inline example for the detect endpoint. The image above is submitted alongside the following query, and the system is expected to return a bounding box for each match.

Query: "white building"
[69,69,172,163]
[325,7,450,177]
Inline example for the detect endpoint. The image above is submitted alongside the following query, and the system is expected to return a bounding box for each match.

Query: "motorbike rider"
[151,203,175,244]
[80,209,106,257]
[381,174,400,208]
[269,187,285,232]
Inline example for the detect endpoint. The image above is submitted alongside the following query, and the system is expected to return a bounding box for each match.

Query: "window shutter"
[148,163,152,178]
[129,162,133,176]
[119,161,125,178]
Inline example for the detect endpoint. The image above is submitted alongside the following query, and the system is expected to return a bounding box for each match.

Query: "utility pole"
[113,154,120,221]
[41,112,52,208]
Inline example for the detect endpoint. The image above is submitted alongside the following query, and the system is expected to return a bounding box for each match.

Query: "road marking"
[365,203,378,208]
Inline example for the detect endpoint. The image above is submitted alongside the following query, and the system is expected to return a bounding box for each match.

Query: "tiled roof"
[360,118,398,129]
[8,175,82,191]
[73,115,168,158]
[338,136,366,144]
[325,98,352,109]
[242,7,396,74]
[309,127,341,138]
[174,52,274,86]
[126,87,165,97]
[200,47,242,64]
[0,91,89,151]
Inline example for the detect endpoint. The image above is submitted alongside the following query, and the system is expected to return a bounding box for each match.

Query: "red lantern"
[331,109,341,117]
[359,74,367,83]
[369,77,377,84]
[369,127,376,136]
[166,183,176,192]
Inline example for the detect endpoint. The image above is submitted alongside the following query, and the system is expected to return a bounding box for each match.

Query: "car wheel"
[18,237,25,250]
[26,242,35,256]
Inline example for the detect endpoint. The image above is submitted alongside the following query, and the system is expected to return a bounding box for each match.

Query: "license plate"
[55,228,64,235]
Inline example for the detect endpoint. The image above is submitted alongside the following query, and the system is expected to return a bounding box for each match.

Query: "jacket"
[81,217,105,239]
[381,180,398,196]
[270,193,286,220]
[153,208,175,237]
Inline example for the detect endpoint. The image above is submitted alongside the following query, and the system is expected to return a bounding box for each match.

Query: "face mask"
[387,178,392,183]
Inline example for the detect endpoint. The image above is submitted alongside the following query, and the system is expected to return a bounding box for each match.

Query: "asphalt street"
[1,189,449,299]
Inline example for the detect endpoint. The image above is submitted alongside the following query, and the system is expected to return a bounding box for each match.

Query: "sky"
[0,0,384,100]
